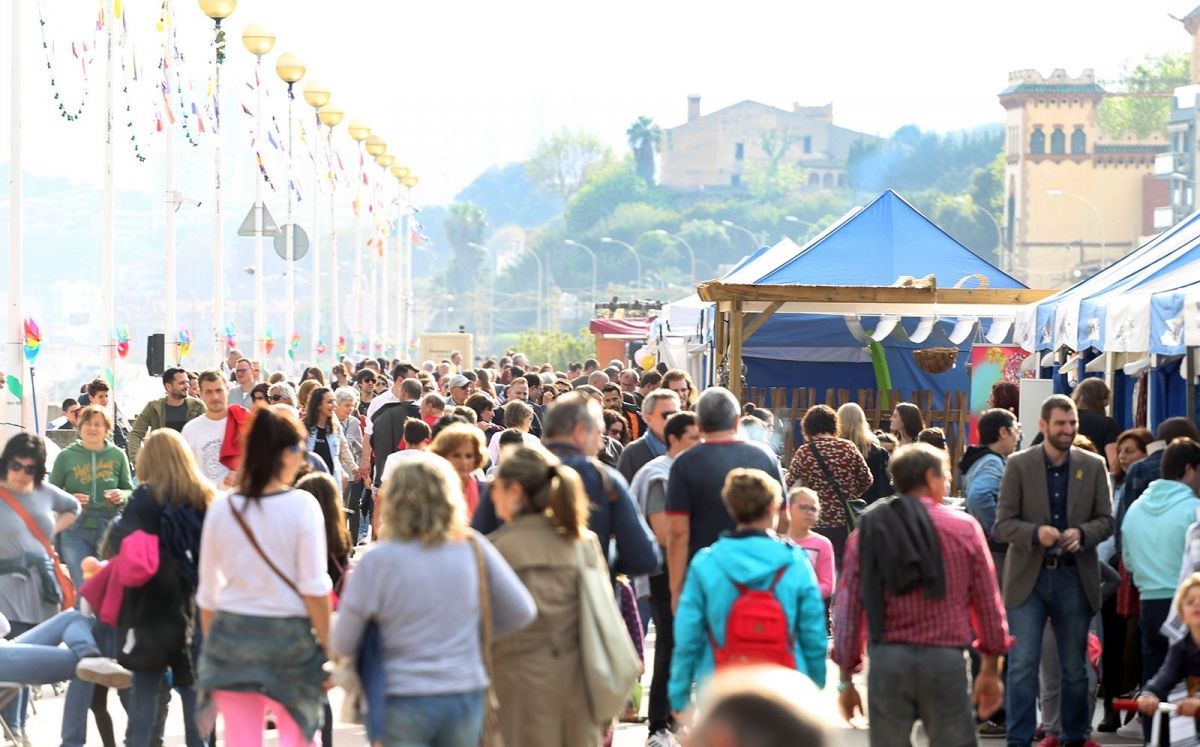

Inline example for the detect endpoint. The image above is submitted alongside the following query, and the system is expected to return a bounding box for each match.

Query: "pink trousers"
[212,690,318,747]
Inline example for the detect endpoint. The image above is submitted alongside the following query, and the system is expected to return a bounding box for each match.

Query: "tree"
[526,128,614,203]
[513,328,596,370]
[563,161,662,235]
[626,116,663,185]
[1098,53,1190,139]
[441,202,489,329]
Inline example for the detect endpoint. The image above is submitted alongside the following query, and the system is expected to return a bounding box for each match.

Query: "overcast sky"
[0,0,1194,204]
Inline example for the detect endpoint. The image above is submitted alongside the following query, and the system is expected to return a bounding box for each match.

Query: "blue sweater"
[669,531,827,711]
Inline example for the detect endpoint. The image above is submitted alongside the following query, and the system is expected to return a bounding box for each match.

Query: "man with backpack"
[669,468,827,719]
[833,443,1010,746]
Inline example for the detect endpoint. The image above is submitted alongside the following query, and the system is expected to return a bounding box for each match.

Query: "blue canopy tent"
[697,190,1030,403]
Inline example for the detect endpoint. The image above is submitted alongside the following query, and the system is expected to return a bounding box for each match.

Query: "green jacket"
[128,396,206,463]
[48,439,134,528]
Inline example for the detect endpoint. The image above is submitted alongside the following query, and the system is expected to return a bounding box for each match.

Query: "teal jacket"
[668,531,827,711]
[47,440,133,528]
[1122,479,1200,600]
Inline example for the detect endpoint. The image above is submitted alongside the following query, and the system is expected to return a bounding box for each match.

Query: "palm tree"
[626,116,662,185]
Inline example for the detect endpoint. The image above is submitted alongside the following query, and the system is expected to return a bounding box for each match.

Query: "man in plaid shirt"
[833,443,1010,746]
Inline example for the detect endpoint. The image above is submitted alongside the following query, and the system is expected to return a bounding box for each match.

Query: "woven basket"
[913,347,958,374]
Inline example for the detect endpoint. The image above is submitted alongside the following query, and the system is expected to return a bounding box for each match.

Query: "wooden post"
[729,300,744,401]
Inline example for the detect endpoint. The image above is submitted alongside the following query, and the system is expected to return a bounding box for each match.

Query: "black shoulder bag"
[809,441,867,530]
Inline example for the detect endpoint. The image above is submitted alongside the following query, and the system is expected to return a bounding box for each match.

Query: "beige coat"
[489,514,604,747]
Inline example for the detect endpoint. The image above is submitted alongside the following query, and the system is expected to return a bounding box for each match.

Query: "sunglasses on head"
[7,461,37,476]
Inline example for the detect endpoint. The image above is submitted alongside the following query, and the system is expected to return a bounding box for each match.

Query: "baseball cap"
[539,372,557,386]
[447,374,471,389]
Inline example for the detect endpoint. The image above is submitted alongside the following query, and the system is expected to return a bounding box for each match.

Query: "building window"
[735,142,744,160]
[822,172,834,188]
[803,136,812,154]
[1030,126,1045,155]
[1071,126,1086,154]
[1050,126,1065,155]
[808,172,820,187]
[731,174,741,187]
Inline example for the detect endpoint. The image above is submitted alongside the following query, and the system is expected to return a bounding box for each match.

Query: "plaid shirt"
[832,497,1012,673]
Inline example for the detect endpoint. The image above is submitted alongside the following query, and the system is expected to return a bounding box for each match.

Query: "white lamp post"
[318,103,344,362]
[303,80,331,366]
[241,21,274,363]
[600,237,643,294]
[276,51,306,372]
[1047,189,1107,268]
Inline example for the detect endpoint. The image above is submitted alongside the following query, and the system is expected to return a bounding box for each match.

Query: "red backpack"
[707,565,796,670]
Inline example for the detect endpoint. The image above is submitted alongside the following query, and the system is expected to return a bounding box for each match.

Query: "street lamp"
[1047,189,1107,268]
[600,237,643,294]
[953,196,1005,270]
[276,52,305,372]
[241,21,274,363]
[302,81,330,366]
[199,0,237,358]
[651,229,697,286]
[375,151,395,347]
[318,102,343,363]
[400,173,419,353]
[563,239,599,304]
[720,219,761,251]
[362,139,387,348]
[347,119,370,354]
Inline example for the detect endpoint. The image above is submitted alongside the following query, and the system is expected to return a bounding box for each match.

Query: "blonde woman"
[330,456,536,747]
[836,403,892,504]
[117,430,215,747]
[488,445,606,746]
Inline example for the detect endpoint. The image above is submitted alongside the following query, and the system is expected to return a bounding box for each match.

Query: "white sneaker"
[646,729,678,747]
[75,657,133,689]
[1115,715,1144,740]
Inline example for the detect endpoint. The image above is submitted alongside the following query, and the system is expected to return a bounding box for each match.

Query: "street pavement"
[17,624,1150,746]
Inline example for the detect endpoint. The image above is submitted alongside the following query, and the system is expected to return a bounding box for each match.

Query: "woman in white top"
[487,399,540,465]
[196,405,332,747]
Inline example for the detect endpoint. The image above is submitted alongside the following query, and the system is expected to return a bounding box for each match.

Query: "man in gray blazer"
[994,393,1113,747]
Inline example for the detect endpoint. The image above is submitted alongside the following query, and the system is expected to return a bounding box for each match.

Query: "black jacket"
[369,401,420,486]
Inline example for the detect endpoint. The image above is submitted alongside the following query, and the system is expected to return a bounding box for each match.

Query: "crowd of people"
[6,349,1200,747]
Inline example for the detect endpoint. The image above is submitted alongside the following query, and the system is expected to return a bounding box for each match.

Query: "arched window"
[1030,126,1045,155]
[808,172,820,187]
[1071,126,1086,154]
[822,172,834,188]
[1050,126,1065,155]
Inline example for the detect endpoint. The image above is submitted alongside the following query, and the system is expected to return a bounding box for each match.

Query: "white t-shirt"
[197,489,331,617]
[382,448,430,482]
[182,414,231,487]
[487,430,541,466]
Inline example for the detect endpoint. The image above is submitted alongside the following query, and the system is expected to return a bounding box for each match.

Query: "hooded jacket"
[47,439,133,528]
[668,531,827,711]
[1122,479,1200,600]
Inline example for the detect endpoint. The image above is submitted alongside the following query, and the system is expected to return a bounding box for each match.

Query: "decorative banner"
[265,328,275,355]
[224,324,237,350]
[5,375,22,402]
[23,318,41,364]
[178,327,191,359]
[287,331,301,361]
[336,335,346,355]
[116,325,130,358]
[315,338,327,355]
[968,345,1033,444]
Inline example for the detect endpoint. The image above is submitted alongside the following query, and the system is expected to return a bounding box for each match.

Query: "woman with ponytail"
[488,445,606,746]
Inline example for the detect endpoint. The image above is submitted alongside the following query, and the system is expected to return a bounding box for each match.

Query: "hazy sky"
[0,0,1195,205]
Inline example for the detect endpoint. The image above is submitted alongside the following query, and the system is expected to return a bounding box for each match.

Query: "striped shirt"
[832,497,1011,673]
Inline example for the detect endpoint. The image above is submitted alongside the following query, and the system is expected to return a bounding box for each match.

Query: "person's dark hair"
[523,373,541,389]
[464,393,495,420]
[61,397,78,413]
[237,407,307,499]
[977,408,1017,446]
[302,387,334,429]
[0,433,48,486]
[875,431,897,447]
[86,377,110,397]
[601,382,621,396]
[916,427,946,451]
[655,361,669,374]
[1114,427,1153,481]
[697,691,827,747]
[295,472,351,560]
[602,409,629,443]
[250,382,270,403]
[354,369,376,385]
[640,370,663,388]
[802,405,838,439]
[197,369,224,387]
[663,411,697,448]
[892,402,924,441]
[1072,377,1110,412]
[497,428,525,449]
[453,405,478,424]
[888,443,946,496]
[302,367,326,385]
[397,378,422,401]
[163,367,187,386]
[1040,394,1076,423]
[430,413,471,440]
[1162,438,1200,481]
[403,417,432,445]
[1157,416,1200,444]
[990,381,1020,413]
[584,358,599,370]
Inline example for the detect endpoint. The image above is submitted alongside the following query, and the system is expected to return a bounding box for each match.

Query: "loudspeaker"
[146,334,165,376]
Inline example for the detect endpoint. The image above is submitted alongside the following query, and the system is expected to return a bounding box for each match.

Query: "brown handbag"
[1115,558,1140,618]
[0,486,76,611]
[467,533,505,747]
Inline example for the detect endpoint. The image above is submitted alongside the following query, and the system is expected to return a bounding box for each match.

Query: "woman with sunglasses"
[0,433,81,738]
[196,407,332,746]
[267,382,297,408]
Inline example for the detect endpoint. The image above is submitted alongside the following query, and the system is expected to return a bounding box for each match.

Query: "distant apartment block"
[658,95,880,192]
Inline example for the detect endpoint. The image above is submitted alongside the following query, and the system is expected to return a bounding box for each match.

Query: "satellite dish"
[273,224,309,261]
